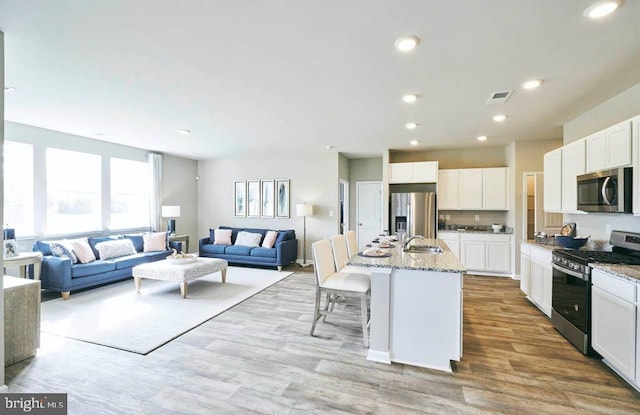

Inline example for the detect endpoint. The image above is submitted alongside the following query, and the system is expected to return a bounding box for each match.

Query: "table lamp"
[161,205,181,234]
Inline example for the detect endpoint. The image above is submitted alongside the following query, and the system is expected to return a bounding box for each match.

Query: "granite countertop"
[346,238,466,273]
[439,228,513,235]
[523,240,563,252]
[590,264,640,284]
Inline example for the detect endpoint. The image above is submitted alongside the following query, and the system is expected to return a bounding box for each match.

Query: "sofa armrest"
[198,237,212,253]
[40,255,73,291]
[276,238,298,266]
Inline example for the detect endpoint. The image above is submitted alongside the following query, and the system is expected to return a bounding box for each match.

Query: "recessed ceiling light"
[394,36,420,52]
[477,135,488,142]
[4,86,15,92]
[177,129,191,135]
[402,94,418,103]
[410,140,420,146]
[522,79,543,90]
[325,145,335,150]
[493,114,507,122]
[584,0,623,18]
[405,122,418,130]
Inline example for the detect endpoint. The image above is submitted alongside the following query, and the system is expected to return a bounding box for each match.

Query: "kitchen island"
[347,239,465,372]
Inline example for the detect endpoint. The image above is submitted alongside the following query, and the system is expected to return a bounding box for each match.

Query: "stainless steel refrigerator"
[390,192,436,238]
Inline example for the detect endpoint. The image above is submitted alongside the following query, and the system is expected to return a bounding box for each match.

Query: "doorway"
[356,181,383,248]
[522,172,562,240]
[339,179,349,234]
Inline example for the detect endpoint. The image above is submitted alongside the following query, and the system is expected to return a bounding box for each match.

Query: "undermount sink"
[404,245,443,254]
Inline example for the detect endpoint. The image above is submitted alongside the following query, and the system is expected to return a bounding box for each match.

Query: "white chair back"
[346,230,358,257]
[312,239,336,286]
[330,234,349,271]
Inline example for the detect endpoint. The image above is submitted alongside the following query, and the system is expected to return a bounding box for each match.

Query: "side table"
[3,252,43,280]
[4,275,41,366]
[169,234,190,253]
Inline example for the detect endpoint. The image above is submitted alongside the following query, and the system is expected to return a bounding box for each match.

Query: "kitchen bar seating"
[330,234,371,276]
[345,230,358,257]
[310,239,371,347]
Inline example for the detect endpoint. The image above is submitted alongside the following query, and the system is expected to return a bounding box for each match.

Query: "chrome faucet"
[403,235,424,251]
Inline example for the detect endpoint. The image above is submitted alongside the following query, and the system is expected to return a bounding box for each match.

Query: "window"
[3,141,34,236]
[46,148,102,234]
[110,158,150,229]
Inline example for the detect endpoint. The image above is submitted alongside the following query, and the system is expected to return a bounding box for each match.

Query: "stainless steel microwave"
[576,167,632,213]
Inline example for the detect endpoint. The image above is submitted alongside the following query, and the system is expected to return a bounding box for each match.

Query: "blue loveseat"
[33,234,178,300]
[199,226,297,270]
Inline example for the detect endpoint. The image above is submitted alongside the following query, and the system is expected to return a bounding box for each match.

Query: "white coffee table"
[132,257,228,299]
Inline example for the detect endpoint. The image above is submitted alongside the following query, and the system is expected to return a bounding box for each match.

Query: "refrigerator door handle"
[406,204,411,237]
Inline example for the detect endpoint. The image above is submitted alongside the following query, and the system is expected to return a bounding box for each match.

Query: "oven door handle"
[552,263,587,280]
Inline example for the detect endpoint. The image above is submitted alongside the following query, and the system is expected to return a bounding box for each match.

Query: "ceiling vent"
[485,90,513,105]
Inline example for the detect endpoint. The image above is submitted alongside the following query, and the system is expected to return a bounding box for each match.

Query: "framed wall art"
[275,179,290,218]
[234,181,246,217]
[247,180,261,218]
[261,180,274,218]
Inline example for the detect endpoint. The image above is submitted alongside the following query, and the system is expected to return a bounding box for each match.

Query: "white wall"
[563,81,640,240]
[197,153,340,263]
[1,29,6,391]
[162,155,198,252]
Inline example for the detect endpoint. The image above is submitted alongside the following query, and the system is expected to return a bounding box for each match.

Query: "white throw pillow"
[214,229,232,245]
[234,231,262,247]
[262,230,278,248]
[96,239,136,259]
[69,237,96,264]
[143,232,167,252]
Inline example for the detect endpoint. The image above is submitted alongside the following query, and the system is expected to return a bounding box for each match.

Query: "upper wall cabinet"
[561,139,586,214]
[543,148,562,212]
[389,161,439,184]
[438,167,508,211]
[586,120,632,173]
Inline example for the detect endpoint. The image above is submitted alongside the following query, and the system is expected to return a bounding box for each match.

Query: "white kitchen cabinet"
[591,268,637,382]
[632,116,640,215]
[526,245,552,317]
[586,120,632,173]
[561,139,586,213]
[520,243,531,296]
[438,231,460,258]
[482,167,508,210]
[389,161,438,184]
[460,233,511,275]
[543,148,562,212]
[438,170,459,209]
[458,169,483,209]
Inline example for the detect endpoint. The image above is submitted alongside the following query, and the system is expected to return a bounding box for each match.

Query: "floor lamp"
[296,203,314,267]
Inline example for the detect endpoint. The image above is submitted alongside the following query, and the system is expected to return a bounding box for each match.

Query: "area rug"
[40,266,292,354]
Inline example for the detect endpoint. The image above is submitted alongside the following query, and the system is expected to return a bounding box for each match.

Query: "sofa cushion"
[89,236,122,259]
[262,231,278,248]
[69,237,96,264]
[213,229,232,245]
[124,234,145,252]
[234,231,262,247]
[219,226,241,244]
[250,247,277,258]
[201,244,228,255]
[50,242,78,264]
[225,245,253,256]
[276,230,295,244]
[112,253,149,270]
[143,232,168,252]
[71,260,116,278]
[96,239,137,259]
[144,250,172,262]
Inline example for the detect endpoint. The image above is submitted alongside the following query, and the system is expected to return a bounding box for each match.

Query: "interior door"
[357,181,382,248]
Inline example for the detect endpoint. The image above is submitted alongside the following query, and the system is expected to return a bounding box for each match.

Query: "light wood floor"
[6,268,640,414]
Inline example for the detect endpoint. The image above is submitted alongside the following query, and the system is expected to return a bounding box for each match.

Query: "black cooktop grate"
[553,249,640,265]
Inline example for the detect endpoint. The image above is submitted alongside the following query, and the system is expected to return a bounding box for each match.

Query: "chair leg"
[322,293,331,322]
[361,293,369,348]
[310,288,322,336]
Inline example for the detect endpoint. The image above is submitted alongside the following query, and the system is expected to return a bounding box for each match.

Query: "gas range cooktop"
[553,249,640,266]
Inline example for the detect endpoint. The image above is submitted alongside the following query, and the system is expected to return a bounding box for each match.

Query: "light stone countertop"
[590,264,640,284]
[439,229,513,235]
[523,240,563,253]
[346,238,466,273]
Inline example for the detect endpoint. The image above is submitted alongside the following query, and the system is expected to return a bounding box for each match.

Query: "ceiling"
[1,1,639,160]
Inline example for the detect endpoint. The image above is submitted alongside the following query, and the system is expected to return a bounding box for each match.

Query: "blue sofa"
[33,234,179,300]
[199,226,297,270]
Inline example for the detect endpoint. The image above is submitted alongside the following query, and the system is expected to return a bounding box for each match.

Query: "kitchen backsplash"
[438,210,508,228]
[566,213,640,240]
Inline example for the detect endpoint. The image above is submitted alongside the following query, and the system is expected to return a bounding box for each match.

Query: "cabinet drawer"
[592,269,636,303]
[460,233,510,242]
